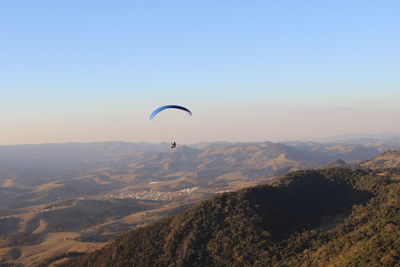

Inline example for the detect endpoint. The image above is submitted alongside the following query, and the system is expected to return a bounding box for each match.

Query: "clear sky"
[1,0,399,145]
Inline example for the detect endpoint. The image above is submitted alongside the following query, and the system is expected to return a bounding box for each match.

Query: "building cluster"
[106,187,199,201]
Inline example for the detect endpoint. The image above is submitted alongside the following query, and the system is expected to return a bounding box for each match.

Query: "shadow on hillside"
[250,171,373,241]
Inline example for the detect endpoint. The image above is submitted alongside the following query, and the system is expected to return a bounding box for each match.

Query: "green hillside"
[63,168,400,266]
[360,150,400,169]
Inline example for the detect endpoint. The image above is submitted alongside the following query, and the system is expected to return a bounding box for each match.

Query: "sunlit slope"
[22,199,157,233]
[0,232,105,267]
[0,199,162,266]
[360,150,400,169]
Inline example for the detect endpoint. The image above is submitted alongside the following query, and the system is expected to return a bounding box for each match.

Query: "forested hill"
[63,168,400,266]
[360,150,400,169]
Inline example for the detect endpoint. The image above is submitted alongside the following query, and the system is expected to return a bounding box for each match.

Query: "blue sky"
[1,1,399,144]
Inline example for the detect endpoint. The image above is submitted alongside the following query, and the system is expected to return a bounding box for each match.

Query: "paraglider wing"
[149,105,192,120]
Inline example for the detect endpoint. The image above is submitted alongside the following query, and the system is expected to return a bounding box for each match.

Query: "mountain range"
[64,165,400,266]
[1,140,400,266]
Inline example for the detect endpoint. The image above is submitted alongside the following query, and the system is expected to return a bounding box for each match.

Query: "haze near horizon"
[1,1,399,145]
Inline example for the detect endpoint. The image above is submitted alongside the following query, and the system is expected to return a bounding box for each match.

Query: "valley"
[0,139,399,266]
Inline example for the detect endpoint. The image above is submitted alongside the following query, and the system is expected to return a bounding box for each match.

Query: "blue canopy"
[149,105,192,120]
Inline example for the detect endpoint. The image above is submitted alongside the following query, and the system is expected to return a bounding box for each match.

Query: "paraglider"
[149,105,192,120]
[149,105,192,149]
